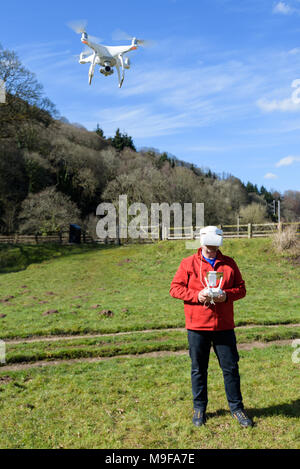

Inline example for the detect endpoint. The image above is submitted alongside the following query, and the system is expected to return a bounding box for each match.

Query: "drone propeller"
[112,29,153,47]
[68,19,88,34]
[68,20,102,43]
[112,29,132,41]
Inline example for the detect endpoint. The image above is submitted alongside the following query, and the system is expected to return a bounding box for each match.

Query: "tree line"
[0,44,299,238]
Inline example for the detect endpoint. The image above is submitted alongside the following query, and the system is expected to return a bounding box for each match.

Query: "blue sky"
[1,0,300,193]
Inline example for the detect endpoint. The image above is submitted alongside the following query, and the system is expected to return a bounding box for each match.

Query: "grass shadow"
[206,399,300,421]
[251,399,300,419]
[0,242,121,274]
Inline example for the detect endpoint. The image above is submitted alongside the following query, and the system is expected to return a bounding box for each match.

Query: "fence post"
[248,223,252,239]
[278,222,283,233]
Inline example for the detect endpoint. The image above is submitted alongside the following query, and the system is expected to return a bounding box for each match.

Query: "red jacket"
[169,248,246,331]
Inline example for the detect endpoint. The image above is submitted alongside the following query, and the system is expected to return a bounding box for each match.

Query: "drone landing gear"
[88,53,96,85]
[116,54,125,88]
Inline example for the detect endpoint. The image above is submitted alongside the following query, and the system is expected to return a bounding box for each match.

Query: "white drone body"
[80,32,139,87]
[69,22,146,88]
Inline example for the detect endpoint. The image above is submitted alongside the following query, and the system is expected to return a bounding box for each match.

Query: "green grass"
[3,325,300,364]
[0,238,299,339]
[0,345,299,449]
[0,243,102,274]
[0,238,299,449]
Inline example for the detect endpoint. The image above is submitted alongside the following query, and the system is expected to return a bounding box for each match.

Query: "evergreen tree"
[95,123,105,139]
[111,128,136,152]
[246,181,259,194]
[260,185,273,204]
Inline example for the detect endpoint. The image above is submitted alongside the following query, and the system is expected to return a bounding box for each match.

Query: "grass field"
[0,346,299,449]
[0,238,299,449]
[0,238,299,339]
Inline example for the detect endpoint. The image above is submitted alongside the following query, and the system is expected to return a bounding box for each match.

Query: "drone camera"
[100,63,114,76]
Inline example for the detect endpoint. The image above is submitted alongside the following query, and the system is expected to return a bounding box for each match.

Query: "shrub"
[272,224,300,254]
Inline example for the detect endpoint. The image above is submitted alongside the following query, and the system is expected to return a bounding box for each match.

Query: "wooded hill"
[0,45,299,236]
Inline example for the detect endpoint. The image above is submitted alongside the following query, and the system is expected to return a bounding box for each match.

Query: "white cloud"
[264,173,278,179]
[81,104,203,138]
[76,58,262,138]
[275,155,300,166]
[273,2,293,14]
[288,47,300,55]
[256,96,300,111]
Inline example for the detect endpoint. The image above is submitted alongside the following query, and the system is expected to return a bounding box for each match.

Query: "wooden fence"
[0,231,94,245]
[165,222,300,240]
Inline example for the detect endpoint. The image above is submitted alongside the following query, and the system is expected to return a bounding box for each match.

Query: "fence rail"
[0,231,95,245]
[165,222,300,240]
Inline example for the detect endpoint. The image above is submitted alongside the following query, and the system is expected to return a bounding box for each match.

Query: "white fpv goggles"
[200,226,223,247]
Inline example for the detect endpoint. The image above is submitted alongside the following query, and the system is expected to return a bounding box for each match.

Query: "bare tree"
[0,45,57,138]
[282,190,300,221]
[239,202,268,224]
[18,186,81,234]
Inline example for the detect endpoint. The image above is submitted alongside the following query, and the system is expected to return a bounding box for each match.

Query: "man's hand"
[213,291,227,303]
[198,290,227,304]
[198,289,210,304]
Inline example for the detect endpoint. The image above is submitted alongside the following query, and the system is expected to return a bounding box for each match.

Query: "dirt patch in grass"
[3,323,300,345]
[0,375,13,384]
[287,255,300,267]
[0,339,294,372]
[42,309,60,316]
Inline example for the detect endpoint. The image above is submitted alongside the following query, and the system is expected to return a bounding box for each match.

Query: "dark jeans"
[187,329,244,413]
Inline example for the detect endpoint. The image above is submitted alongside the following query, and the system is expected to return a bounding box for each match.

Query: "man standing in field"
[169,226,253,428]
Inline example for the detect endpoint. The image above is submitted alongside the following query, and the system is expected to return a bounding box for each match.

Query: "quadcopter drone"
[69,21,147,88]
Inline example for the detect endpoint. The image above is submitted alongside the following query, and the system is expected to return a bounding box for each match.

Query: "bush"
[18,186,81,234]
[272,225,300,254]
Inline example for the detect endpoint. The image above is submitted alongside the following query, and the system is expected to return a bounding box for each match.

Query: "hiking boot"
[192,409,207,427]
[232,409,254,427]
